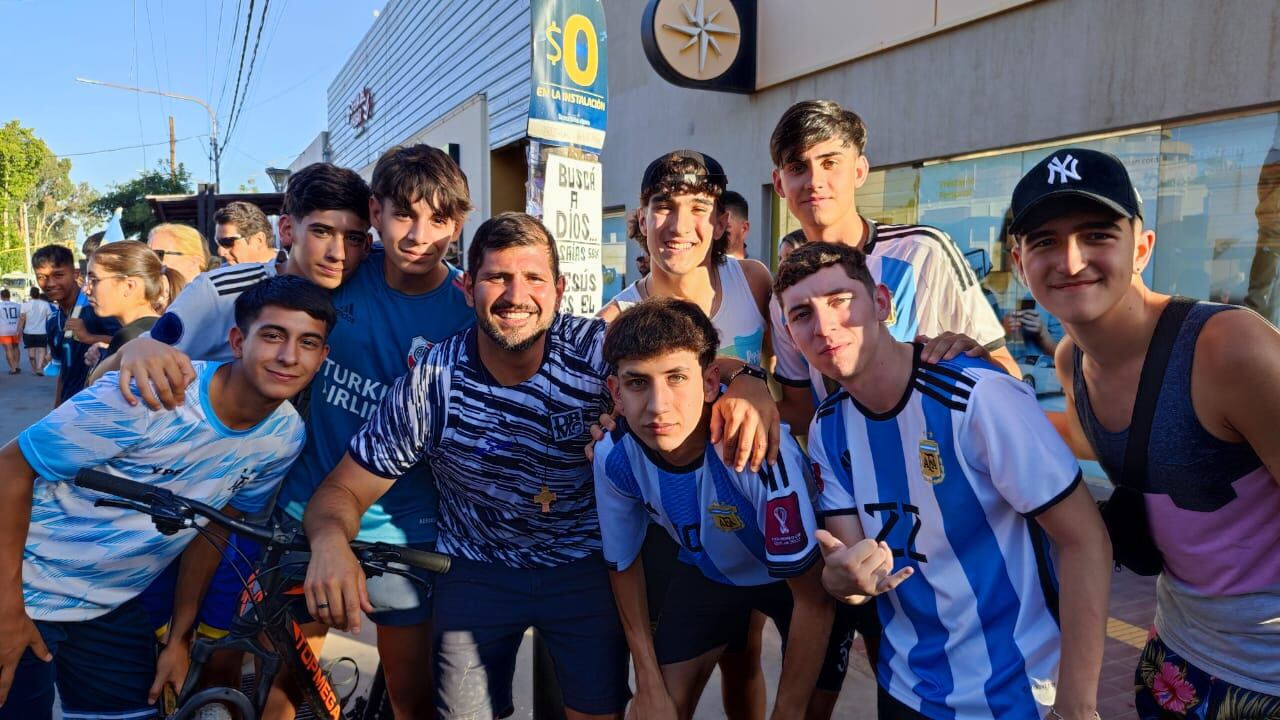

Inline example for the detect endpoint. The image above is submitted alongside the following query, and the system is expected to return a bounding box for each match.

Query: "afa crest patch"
[709,502,744,532]
[919,435,944,484]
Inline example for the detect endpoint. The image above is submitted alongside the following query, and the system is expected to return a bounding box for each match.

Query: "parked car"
[1017,354,1063,396]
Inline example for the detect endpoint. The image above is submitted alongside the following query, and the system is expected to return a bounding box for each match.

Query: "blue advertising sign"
[529,0,608,151]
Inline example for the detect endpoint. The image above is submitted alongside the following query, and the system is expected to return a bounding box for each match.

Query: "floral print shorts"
[1136,632,1280,719]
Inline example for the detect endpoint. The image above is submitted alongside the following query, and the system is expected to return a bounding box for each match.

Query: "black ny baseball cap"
[640,150,728,197]
[1010,148,1143,235]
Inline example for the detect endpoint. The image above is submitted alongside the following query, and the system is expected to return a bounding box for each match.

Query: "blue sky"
[1,0,381,200]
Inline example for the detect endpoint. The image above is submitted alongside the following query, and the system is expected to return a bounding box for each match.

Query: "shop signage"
[529,0,608,151]
[641,0,756,94]
[543,154,602,316]
[348,87,374,133]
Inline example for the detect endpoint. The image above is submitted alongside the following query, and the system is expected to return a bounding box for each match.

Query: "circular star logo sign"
[653,0,742,81]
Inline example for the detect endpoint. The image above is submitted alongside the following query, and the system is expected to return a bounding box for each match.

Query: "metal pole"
[168,116,177,181]
[75,77,220,191]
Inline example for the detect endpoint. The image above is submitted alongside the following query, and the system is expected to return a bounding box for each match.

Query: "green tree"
[89,162,193,240]
[0,120,83,274]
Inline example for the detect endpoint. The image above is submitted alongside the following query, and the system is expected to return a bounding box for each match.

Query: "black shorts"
[22,334,45,348]
[652,558,871,693]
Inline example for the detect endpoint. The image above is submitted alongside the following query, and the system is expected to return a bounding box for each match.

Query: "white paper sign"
[543,154,603,316]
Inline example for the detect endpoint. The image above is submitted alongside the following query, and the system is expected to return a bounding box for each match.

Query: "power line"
[143,0,171,119]
[221,0,255,150]
[131,0,148,168]
[215,0,245,121]
[223,0,270,149]
[57,135,208,158]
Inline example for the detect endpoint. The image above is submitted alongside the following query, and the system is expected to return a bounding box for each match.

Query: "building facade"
[602,0,1280,338]
[302,0,1280,338]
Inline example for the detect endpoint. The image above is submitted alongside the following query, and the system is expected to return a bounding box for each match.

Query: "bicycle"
[74,468,450,720]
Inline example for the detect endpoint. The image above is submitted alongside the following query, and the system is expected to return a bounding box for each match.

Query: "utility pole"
[76,77,220,191]
[169,116,177,181]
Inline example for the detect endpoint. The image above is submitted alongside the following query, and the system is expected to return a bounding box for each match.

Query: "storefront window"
[860,166,920,226]
[1154,111,1280,324]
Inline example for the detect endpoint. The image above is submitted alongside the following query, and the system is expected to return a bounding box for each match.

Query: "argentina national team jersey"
[807,346,1081,719]
[593,423,819,586]
[772,220,1005,403]
[16,362,304,621]
[348,314,610,568]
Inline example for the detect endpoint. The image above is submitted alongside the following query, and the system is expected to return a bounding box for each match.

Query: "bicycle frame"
[175,531,346,719]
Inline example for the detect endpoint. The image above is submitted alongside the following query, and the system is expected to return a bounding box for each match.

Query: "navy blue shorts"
[0,595,159,720]
[652,558,869,693]
[433,554,630,718]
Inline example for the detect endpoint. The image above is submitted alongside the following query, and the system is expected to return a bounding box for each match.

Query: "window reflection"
[1156,112,1280,324]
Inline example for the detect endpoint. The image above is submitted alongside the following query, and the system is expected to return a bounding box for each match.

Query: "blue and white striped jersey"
[16,362,304,621]
[594,423,819,585]
[808,346,1080,720]
[348,314,610,568]
[771,220,1005,403]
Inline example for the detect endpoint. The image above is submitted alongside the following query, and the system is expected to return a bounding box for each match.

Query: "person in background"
[214,201,277,266]
[628,207,651,278]
[82,241,185,372]
[0,290,21,374]
[31,245,120,405]
[148,223,211,285]
[19,287,52,375]
[720,190,751,260]
[778,228,807,265]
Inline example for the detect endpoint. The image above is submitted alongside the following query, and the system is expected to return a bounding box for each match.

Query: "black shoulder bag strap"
[1098,297,1195,575]
[1121,297,1196,491]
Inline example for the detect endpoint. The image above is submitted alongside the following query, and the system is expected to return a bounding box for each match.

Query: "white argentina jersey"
[16,362,304,621]
[772,220,1005,403]
[808,346,1081,720]
[593,423,819,585]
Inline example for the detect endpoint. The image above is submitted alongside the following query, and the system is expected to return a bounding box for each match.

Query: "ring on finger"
[316,601,330,609]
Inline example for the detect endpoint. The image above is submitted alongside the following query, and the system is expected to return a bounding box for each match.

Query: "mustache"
[490,302,539,314]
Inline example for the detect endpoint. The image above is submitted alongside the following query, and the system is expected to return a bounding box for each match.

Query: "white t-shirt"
[0,301,20,336]
[20,299,52,335]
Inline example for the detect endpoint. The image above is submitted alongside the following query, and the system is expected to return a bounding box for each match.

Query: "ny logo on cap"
[1046,154,1082,185]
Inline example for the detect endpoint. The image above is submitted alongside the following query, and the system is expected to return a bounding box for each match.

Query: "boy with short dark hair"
[31,244,119,405]
[776,241,1111,720]
[1009,148,1280,717]
[0,274,333,719]
[271,143,476,718]
[594,297,839,720]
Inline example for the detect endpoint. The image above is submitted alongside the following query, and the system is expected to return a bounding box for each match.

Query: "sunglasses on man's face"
[153,249,190,262]
[215,235,243,249]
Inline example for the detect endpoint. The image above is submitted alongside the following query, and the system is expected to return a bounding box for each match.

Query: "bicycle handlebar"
[74,468,451,574]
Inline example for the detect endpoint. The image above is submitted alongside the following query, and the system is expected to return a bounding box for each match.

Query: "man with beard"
[302,212,777,719]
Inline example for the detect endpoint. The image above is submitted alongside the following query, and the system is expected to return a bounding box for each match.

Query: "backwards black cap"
[640,150,728,198]
[1010,148,1143,235]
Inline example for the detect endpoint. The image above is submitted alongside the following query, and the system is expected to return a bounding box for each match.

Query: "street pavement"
[1,356,1154,719]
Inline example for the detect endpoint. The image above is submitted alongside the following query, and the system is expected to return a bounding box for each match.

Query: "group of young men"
[0,96,1275,720]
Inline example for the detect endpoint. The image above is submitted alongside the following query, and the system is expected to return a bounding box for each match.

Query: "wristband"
[724,364,766,386]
